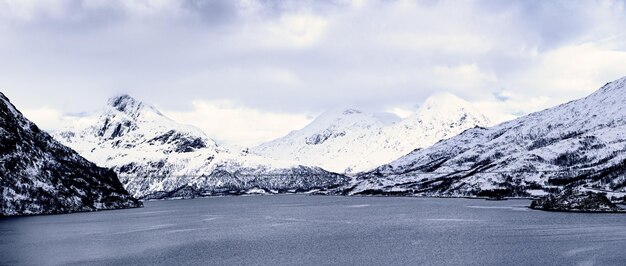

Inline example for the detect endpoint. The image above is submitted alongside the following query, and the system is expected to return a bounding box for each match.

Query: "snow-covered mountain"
[253,93,491,174]
[54,95,348,199]
[0,92,141,216]
[347,77,626,199]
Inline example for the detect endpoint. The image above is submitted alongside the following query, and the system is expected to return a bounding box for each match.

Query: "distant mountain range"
[54,95,348,199]
[344,77,626,200]
[254,93,491,173]
[4,76,626,212]
[0,93,141,216]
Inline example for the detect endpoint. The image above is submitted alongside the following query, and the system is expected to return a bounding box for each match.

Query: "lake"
[1,195,625,265]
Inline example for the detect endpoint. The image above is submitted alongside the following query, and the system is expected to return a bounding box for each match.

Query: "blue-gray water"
[1,196,625,265]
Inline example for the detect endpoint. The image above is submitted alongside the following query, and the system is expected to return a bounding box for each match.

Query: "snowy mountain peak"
[99,94,210,142]
[93,94,163,140]
[419,92,468,109]
[419,92,482,113]
[415,92,490,124]
[54,94,220,163]
[396,92,491,135]
[351,75,626,198]
[314,107,398,125]
[254,92,491,173]
[108,94,139,111]
[342,108,362,115]
[54,95,347,199]
[316,107,363,120]
[299,108,386,136]
[106,94,162,120]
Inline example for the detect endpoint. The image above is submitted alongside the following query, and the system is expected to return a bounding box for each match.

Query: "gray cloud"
[1,0,626,144]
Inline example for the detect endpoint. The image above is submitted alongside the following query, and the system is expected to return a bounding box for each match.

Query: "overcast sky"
[2,0,626,146]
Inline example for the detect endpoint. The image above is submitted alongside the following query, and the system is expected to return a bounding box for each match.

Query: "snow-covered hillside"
[54,95,348,199]
[0,92,141,216]
[347,77,626,198]
[253,93,491,174]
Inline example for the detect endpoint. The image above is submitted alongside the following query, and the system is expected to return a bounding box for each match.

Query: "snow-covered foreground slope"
[0,92,141,216]
[54,95,348,199]
[254,93,490,173]
[346,77,626,198]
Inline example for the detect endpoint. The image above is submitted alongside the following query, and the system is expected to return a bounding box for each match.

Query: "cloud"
[19,107,65,130]
[1,0,626,145]
[19,106,97,133]
[512,42,626,96]
[162,99,313,147]
[262,13,329,48]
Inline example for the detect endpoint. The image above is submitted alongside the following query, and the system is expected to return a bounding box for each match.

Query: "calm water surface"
[1,196,625,265]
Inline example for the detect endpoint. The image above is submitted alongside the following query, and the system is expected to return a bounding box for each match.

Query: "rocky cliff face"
[54,95,348,199]
[0,92,141,216]
[348,77,626,198]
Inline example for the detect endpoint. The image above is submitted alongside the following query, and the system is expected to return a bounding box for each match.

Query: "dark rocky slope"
[530,189,624,212]
[0,92,141,216]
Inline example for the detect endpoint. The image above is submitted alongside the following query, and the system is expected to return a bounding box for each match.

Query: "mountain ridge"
[347,76,626,199]
[54,95,348,199]
[253,92,491,174]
